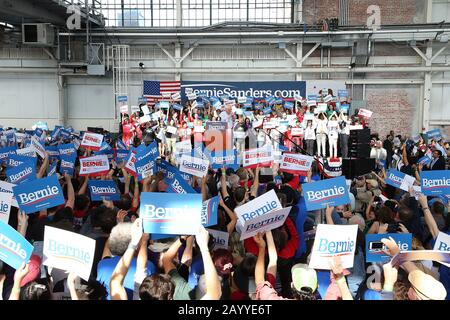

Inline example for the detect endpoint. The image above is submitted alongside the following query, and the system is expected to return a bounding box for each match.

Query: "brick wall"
[302,0,426,25]
[364,86,420,139]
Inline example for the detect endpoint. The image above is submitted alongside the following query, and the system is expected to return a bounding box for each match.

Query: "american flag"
[143,80,181,106]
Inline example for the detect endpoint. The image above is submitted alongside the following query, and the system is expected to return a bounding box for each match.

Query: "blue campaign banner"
[59,154,76,176]
[135,144,157,181]
[47,161,58,176]
[307,95,317,101]
[115,149,129,163]
[57,143,77,157]
[210,150,240,171]
[117,95,128,103]
[34,128,43,138]
[302,176,351,211]
[7,162,36,185]
[384,169,406,189]
[418,156,432,166]
[0,146,17,165]
[426,129,442,140]
[0,220,34,269]
[421,170,450,196]
[59,129,71,139]
[116,139,127,150]
[95,148,114,162]
[99,142,112,152]
[140,192,202,235]
[165,171,197,194]
[181,81,306,104]
[8,154,36,168]
[263,107,272,114]
[155,160,178,180]
[284,102,294,109]
[45,146,59,161]
[338,90,348,97]
[172,103,183,111]
[88,180,120,201]
[366,233,412,263]
[202,196,219,227]
[13,175,65,214]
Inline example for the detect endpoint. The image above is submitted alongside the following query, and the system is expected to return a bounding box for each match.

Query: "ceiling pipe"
[58,28,450,38]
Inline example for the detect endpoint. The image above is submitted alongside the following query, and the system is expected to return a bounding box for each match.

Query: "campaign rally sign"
[79,155,110,177]
[291,127,304,136]
[30,136,46,158]
[0,192,12,224]
[210,150,240,171]
[88,180,120,201]
[59,154,76,176]
[165,171,197,194]
[421,170,450,196]
[80,132,103,151]
[47,161,58,177]
[140,192,202,235]
[115,149,129,163]
[0,220,33,269]
[418,156,432,166]
[181,81,306,104]
[13,175,65,214]
[7,162,36,185]
[43,226,95,281]
[0,146,17,165]
[309,224,358,270]
[134,146,156,181]
[366,233,412,263]
[179,155,209,178]
[385,169,415,192]
[8,154,36,168]
[15,146,36,158]
[427,129,442,140]
[239,206,291,241]
[243,145,273,168]
[124,151,137,177]
[235,189,282,225]
[358,108,373,118]
[207,229,229,250]
[0,181,18,207]
[433,232,450,252]
[280,153,314,176]
[57,143,77,157]
[302,176,351,211]
[202,196,219,227]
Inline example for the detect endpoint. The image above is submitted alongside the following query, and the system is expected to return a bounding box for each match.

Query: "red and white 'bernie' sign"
[79,155,110,176]
[358,108,373,119]
[280,153,314,176]
[243,146,273,168]
[124,152,137,177]
[80,132,104,151]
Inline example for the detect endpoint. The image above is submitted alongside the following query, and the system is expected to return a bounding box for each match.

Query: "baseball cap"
[408,270,447,300]
[291,263,317,293]
[18,254,42,287]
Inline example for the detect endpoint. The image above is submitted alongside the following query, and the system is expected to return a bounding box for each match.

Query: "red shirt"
[244,217,299,259]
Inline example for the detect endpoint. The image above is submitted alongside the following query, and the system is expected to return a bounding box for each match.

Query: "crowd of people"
[0,89,449,301]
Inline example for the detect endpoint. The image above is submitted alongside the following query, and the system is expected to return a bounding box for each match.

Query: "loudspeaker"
[349,144,371,158]
[342,158,375,179]
[350,127,371,144]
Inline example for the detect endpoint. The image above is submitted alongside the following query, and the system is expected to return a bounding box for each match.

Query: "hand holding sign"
[130,218,143,247]
[381,236,400,257]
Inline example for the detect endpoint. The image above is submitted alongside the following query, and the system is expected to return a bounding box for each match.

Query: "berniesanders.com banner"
[181,81,306,103]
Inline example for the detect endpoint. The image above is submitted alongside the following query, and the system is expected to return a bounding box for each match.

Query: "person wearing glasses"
[424,149,446,171]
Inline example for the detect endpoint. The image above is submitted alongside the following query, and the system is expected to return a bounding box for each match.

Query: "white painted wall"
[0,72,60,129]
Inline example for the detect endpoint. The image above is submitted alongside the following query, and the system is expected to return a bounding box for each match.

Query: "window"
[99,0,292,27]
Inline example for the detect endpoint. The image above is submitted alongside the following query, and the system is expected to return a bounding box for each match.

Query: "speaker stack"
[342,127,375,179]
